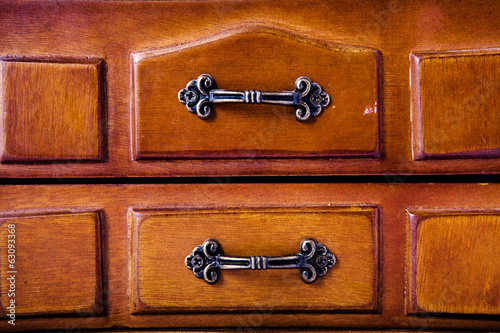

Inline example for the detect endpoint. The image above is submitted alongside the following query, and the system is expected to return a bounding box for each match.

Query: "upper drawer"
[0,1,499,177]
[132,27,380,159]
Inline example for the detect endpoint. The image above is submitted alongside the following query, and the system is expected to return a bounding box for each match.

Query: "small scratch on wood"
[480,134,486,144]
[363,101,377,115]
[363,107,375,115]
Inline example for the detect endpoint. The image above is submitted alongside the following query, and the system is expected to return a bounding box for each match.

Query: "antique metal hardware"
[185,238,336,284]
[178,74,330,122]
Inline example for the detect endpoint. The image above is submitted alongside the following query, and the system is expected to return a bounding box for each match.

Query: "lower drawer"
[131,206,379,313]
[0,184,499,331]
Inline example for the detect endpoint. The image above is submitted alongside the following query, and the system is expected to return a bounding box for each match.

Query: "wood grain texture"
[411,51,500,159]
[0,184,499,331]
[0,59,106,163]
[0,211,103,317]
[406,211,500,315]
[131,207,379,313]
[0,0,499,176]
[133,26,379,159]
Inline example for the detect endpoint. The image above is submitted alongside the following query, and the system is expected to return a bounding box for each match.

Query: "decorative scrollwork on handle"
[185,238,222,284]
[185,238,336,284]
[178,74,215,120]
[178,74,330,122]
[293,77,331,122]
[299,238,336,283]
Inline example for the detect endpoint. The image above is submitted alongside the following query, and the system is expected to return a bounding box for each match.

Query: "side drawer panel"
[0,59,106,163]
[411,50,500,159]
[0,212,103,318]
[407,211,500,315]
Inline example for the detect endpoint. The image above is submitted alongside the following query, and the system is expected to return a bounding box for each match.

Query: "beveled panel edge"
[410,49,500,161]
[405,209,500,316]
[131,24,381,63]
[409,53,423,161]
[0,210,105,318]
[0,56,108,164]
[412,48,500,60]
[129,205,381,315]
[130,23,381,161]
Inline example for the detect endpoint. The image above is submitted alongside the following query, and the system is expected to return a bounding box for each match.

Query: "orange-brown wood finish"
[411,51,500,159]
[0,0,499,176]
[407,211,500,315]
[0,0,499,332]
[131,207,379,313]
[0,184,499,331]
[0,211,103,317]
[0,59,106,163]
[133,27,379,159]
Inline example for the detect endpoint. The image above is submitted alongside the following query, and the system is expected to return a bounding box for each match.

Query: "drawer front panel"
[0,211,103,318]
[407,211,500,315]
[131,206,379,313]
[133,26,380,159]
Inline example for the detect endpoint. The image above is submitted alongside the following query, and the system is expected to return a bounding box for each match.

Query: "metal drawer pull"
[178,74,330,122]
[185,237,336,284]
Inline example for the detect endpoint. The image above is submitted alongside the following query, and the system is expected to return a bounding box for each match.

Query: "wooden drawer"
[131,206,379,313]
[0,1,499,177]
[132,26,379,160]
[1,184,500,331]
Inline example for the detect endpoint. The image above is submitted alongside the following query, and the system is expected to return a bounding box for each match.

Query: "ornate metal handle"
[185,238,336,284]
[178,74,330,122]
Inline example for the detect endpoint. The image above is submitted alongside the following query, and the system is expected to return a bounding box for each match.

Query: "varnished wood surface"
[0,0,499,176]
[407,211,500,315]
[0,59,105,162]
[133,27,379,159]
[0,183,499,331]
[132,207,378,313]
[411,51,500,159]
[0,212,102,317]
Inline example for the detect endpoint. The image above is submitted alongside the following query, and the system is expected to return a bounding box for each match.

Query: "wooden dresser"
[0,1,499,332]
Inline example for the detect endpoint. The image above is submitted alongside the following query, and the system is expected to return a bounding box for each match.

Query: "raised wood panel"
[0,211,103,317]
[411,50,500,159]
[131,207,379,313]
[0,59,106,163]
[407,211,500,315]
[133,26,380,159]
